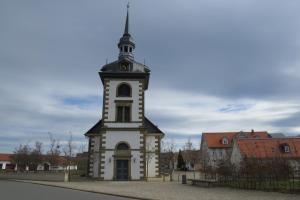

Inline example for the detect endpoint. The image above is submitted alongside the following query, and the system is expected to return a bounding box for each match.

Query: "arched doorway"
[114,142,131,180]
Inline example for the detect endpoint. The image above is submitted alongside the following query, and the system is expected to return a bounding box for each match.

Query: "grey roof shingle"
[144,117,164,135]
[85,119,102,135]
[101,58,150,73]
[85,117,164,136]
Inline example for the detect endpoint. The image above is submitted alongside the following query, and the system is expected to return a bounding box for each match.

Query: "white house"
[0,153,77,171]
[85,6,164,180]
[0,154,14,170]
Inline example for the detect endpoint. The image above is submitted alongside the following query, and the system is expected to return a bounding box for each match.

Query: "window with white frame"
[284,145,290,153]
[221,137,229,145]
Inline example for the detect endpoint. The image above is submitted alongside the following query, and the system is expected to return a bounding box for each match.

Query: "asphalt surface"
[0,180,134,200]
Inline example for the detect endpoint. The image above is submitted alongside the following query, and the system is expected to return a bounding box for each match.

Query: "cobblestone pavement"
[19,180,299,200]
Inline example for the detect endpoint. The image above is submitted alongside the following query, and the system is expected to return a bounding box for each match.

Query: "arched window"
[116,142,130,150]
[221,137,229,145]
[117,83,131,97]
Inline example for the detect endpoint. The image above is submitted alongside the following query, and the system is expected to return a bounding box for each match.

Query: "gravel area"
[19,180,299,200]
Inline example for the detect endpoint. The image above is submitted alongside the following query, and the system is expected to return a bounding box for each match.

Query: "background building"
[231,137,300,170]
[200,131,269,169]
[0,154,14,170]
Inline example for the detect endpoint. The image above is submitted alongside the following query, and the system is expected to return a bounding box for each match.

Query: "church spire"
[124,3,130,35]
[118,3,135,61]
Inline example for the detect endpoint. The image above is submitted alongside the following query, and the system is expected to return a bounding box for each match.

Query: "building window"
[219,151,223,157]
[129,47,132,52]
[221,137,229,145]
[212,151,215,157]
[124,46,128,52]
[116,105,131,122]
[117,83,131,97]
[284,145,290,153]
[116,142,130,150]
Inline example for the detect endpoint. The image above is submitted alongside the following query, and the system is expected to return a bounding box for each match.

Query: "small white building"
[0,154,14,170]
[85,6,164,180]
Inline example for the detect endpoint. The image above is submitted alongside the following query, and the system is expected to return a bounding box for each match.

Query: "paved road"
[0,180,134,200]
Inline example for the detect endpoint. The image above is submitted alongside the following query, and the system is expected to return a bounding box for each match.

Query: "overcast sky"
[1,0,300,153]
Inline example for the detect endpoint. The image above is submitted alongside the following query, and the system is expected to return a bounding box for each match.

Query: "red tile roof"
[203,131,269,148]
[0,153,13,161]
[241,131,270,139]
[203,132,236,148]
[237,138,300,158]
[0,153,74,165]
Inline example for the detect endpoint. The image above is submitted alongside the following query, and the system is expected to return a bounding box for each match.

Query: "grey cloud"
[136,1,300,100]
[271,112,300,127]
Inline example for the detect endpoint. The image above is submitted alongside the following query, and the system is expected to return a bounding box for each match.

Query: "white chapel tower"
[85,5,164,180]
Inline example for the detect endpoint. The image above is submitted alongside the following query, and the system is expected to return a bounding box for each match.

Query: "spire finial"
[124,3,130,35]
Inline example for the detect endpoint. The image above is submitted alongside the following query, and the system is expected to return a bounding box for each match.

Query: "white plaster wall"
[145,135,158,177]
[104,122,142,128]
[106,80,142,123]
[208,148,227,159]
[207,148,230,167]
[105,131,140,149]
[147,153,157,177]
[131,151,141,179]
[104,150,114,180]
[0,161,10,170]
[104,131,141,180]
[146,135,156,150]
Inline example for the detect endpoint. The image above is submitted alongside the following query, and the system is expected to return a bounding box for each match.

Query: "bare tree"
[183,137,196,170]
[12,144,31,171]
[161,139,176,181]
[63,132,76,182]
[145,140,155,181]
[216,158,233,178]
[76,143,88,176]
[200,144,211,179]
[184,137,194,151]
[30,141,43,171]
[47,132,61,168]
